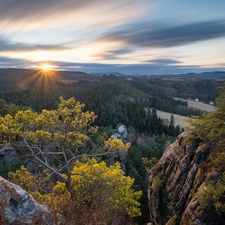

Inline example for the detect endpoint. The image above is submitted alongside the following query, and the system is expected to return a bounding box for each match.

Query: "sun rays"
[39,63,55,71]
[18,65,60,90]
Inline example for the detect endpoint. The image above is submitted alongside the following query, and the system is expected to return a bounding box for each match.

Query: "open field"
[157,110,187,128]
[174,98,216,112]
[157,98,216,128]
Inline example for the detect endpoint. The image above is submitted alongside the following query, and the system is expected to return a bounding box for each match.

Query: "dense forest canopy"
[0,69,224,224]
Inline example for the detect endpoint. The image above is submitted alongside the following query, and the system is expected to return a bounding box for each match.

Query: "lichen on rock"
[0,176,52,225]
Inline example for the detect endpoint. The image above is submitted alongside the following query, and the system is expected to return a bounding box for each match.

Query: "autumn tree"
[185,83,225,144]
[0,97,129,199]
[9,158,141,225]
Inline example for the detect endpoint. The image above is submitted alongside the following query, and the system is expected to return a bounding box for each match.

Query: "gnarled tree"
[0,97,129,199]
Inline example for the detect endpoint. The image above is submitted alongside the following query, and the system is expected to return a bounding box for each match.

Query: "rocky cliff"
[148,132,223,225]
[0,176,52,225]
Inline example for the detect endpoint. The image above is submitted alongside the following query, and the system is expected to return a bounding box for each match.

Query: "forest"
[0,69,223,224]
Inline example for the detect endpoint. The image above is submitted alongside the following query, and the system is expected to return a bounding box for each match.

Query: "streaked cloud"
[34,60,204,75]
[102,20,225,48]
[0,0,137,21]
[93,48,133,60]
[0,56,31,67]
[1,56,225,75]
[0,36,68,52]
[0,1,225,74]
[145,58,181,64]
[0,0,147,32]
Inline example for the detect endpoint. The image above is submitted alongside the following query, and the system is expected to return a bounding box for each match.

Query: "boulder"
[0,176,52,225]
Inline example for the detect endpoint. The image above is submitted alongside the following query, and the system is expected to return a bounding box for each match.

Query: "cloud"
[0,36,68,52]
[147,58,181,64]
[93,48,133,60]
[37,60,204,75]
[0,1,101,20]
[0,0,147,31]
[102,20,225,48]
[0,57,222,75]
[0,56,31,67]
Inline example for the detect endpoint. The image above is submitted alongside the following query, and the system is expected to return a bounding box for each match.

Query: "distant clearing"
[174,98,216,112]
[156,110,187,127]
[157,98,216,128]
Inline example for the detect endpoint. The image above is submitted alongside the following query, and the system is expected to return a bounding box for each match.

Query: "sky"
[1,0,225,75]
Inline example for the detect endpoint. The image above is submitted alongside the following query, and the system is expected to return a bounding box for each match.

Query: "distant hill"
[177,71,225,79]
[90,72,127,76]
[0,68,98,91]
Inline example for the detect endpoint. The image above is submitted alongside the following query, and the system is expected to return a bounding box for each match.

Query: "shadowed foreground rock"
[148,133,223,225]
[0,176,52,225]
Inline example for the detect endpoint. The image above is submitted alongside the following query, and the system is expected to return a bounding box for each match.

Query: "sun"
[40,63,54,71]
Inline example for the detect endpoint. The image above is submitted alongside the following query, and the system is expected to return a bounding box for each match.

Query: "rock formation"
[0,176,52,225]
[148,132,223,225]
[110,125,128,173]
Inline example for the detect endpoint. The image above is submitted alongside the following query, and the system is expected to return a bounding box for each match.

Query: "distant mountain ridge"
[0,68,96,91]
[91,70,225,79]
[1,68,225,92]
[171,71,225,79]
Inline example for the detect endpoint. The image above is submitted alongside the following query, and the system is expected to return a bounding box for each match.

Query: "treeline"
[1,75,218,121]
[133,77,222,103]
[0,81,183,137]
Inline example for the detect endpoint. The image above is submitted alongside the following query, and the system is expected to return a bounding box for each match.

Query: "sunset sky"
[1,0,225,75]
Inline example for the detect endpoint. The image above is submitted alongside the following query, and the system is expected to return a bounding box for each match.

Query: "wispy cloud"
[102,20,225,48]
[146,58,181,64]
[0,36,68,52]
[93,48,133,60]
[0,56,221,75]
[0,0,102,21]
[0,1,225,74]
[36,60,204,75]
[0,0,147,32]
[0,56,31,67]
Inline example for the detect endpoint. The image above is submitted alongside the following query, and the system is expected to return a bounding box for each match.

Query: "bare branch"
[23,138,67,182]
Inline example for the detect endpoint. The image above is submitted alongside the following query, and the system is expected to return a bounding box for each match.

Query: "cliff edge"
[148,132,223,225]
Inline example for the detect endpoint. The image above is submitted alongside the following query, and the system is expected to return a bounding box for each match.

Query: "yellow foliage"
[68,158,141,217]
[8,166,50,194]
[9,158,142,220]
[104,138,131,152]
[185,83,225,145]
[0,96,97,149]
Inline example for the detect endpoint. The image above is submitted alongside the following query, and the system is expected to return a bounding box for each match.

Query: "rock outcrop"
[148,133,223,225]
[0,176,52,225]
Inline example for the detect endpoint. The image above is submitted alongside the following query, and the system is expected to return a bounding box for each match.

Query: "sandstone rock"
[0,176,52,225]
[148,133,223,225]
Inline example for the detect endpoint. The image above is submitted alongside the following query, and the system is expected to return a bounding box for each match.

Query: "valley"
[0,68,224,225]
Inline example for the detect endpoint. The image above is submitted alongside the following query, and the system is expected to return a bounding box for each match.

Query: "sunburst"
[40,63,55,71]
[18,63,59,89]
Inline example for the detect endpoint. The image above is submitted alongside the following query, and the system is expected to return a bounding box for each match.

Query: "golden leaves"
[104,138,131,152]
[0,96,97,147]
